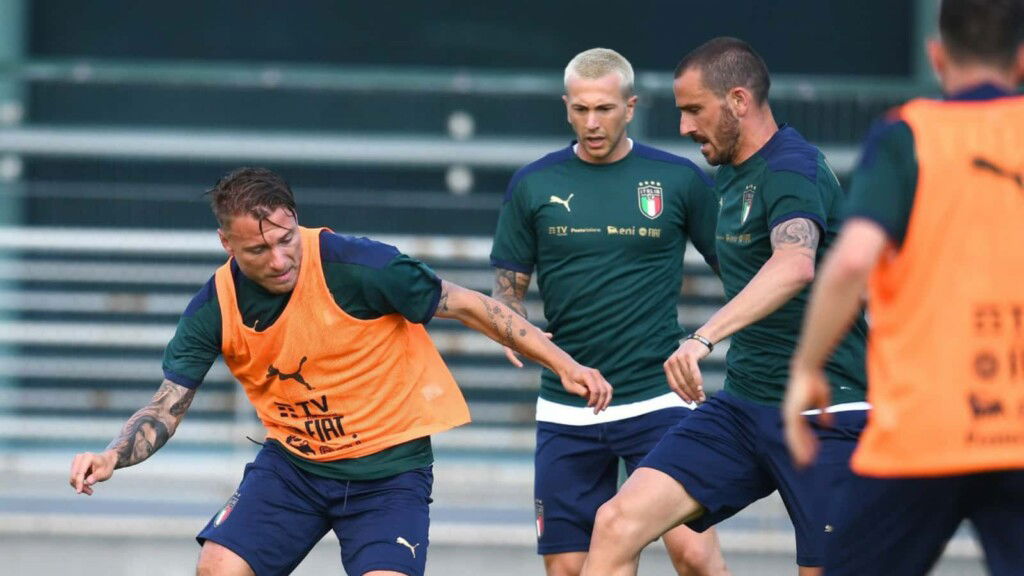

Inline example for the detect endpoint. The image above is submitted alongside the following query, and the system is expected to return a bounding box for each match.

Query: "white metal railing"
[19,58,929,99]
[0,226,712,264]
[0,227,727,452]
[0,126,862,174]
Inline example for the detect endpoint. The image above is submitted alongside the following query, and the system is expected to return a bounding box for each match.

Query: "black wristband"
[685,333,714,353]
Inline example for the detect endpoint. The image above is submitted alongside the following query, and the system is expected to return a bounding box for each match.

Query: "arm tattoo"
[106,381,196,469]
[438,284,450,312]
[478,294,520,351]
[770,218,821,252]
[491,268,531,318]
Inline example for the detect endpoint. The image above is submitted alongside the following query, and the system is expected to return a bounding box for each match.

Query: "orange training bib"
[215,226,471,461]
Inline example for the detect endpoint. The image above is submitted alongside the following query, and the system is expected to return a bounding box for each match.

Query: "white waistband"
[801,401,872,415]
[536,392,696,426]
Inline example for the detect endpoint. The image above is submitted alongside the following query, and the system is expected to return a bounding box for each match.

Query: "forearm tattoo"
[491,268,530,318]
[106,381,196,469]
[478,294,528,352]
[439,284,450,312]
[770,218,820,251]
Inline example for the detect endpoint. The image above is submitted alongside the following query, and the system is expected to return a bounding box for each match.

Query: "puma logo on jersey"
[548,193,574,212]
[395,536,420,558]
[267,356,314,390]
[973,157,1024,191]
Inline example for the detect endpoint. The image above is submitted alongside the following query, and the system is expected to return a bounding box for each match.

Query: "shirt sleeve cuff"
[489,258,534,274]
[163,369,202,390]
[769,211,827,234]
[420,274,443,325]
[843,211,902,245]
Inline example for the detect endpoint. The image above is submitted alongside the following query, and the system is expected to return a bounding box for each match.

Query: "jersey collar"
[946,83,1016,102]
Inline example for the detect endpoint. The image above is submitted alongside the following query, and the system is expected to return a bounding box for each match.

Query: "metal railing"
[0,227,725,455]
[0,59,934,176]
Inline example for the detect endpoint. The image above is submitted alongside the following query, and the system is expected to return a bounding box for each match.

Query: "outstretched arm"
[69,379,196,495]
[784,218,887,467]
[436,280,612,412]
[491,267,535,367]
[665,217,821,403]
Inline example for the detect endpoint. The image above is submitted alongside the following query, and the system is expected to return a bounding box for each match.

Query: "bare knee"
[543,551,586,576]
[664,526,729,576]
[196,541,255,576]
[593,498,646,544]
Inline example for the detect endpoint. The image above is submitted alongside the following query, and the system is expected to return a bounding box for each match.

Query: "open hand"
[69,450,117,496]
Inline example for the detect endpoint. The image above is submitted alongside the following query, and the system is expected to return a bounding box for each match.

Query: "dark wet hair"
[207,167,297,230]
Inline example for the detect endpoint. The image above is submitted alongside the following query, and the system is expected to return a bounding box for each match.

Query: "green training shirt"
[844,85,1018,246]
[162,230,442,480]
[491,142,719,406]
[844,119,917,246]
[714,125,867,405]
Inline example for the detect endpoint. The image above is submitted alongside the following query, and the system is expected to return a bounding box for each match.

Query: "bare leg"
[544,551,587,576]
[663,524,730,576]
[196,541,255,576]
[798,566,822,576]
[582,467,706,576]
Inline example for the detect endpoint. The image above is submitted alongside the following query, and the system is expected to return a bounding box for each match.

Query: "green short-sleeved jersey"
[714,126,867,405]
[844,119,917,246]
[490,142,719,406]
[161,230,442,480]
[844,85,1019,246]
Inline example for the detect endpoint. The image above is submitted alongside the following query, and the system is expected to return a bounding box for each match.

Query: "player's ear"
[728,86,750,117]
[624,94,637,122]
[562,94,572,124]
[218,227,234,258]
[926,38,947,85]
[1015,43,1024,85]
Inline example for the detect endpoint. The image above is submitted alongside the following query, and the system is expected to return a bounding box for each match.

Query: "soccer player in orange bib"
[68,167,612,576]
[783,1,1024,573]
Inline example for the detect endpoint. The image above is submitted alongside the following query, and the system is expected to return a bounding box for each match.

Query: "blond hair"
[564,47,634,96]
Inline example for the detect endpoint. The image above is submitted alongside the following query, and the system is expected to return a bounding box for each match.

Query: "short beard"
[707,104,741,166]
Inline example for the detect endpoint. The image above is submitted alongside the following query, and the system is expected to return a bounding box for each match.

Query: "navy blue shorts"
[826,469,1024,575]
[640,390,865,567]
[196,443,433,576]
[534,406,692,555]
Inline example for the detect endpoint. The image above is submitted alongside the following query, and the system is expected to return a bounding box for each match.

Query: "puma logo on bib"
[267,356,313,390]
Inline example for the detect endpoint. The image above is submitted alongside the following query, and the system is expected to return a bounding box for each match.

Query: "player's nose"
[679,113,696,137]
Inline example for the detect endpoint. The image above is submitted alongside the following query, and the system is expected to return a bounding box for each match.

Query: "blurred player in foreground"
[784,0,1024,574]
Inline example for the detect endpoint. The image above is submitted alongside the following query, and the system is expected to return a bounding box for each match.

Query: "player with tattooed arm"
[582,38,868,576]
[69,167,611,576]
[491,47,727,576]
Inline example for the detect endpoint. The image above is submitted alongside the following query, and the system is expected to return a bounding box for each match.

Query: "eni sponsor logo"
[607,225,661,238]
[718,233,752,245]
